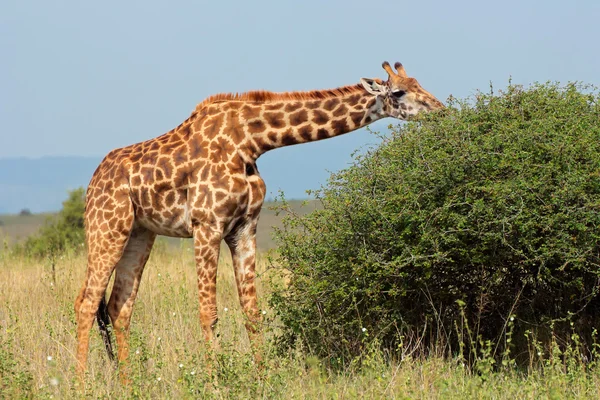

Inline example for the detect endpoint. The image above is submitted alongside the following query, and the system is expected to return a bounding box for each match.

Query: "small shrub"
[19,208,32,217]
[0,336,33,397]
[19,188,86,258]
[270,82,600,366]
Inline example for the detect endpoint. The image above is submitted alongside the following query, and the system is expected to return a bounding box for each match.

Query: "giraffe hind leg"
[106,227,156,380]
[225,221,262,356]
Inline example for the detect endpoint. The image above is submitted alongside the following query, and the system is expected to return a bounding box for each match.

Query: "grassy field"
[2,246,600,399]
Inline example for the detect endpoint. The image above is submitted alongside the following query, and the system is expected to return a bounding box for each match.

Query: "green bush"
[270,82,600,366]
[21,187,86,258]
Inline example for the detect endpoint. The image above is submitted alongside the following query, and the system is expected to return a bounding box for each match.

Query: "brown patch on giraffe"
[157,157,174,179]
[139,187,150,206]
[312,109,329,125]
[323,98,340,111]
[365,98,376,109]
[215,197,238,216]
[179,124,192,139]
[211,164,230,190]
[264,103,284,111]
[161,141,180,154]
[248,119,267,133]
[224,102,242,110]
[316,128,329,140]
[344,94,361,107]
[141,167,154,184]
[255,136,275,152]
[127,147,142,163]
[210,137,234,163]
[148,141,160,152]
[332,104,349,117]
[350,112,364,127]
[298,125,313,142]
[142,151,158,165]
[264,112,285,129]
[289,109,308,126]
[165,191,176,208]
[173,150,187,166]
[267,131,278,144]
[174,167,191,188]
[114,204,130,219]
[214,191,228,203]
[331,119,349,135]
[196,185,214,209]
[203,114,224,138]
[284,102,302,112]
[306,101,321,109]
[154,182,171,196]
[227,153,245,175]
[226,111,245,144]
[188,137,209,160]
[241,105,261,120]
[150,188,163,208]
[281,129,300,146]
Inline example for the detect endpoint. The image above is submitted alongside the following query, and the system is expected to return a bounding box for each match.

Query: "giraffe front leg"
[75,226,133,383]
[225,220,263,363]
[193,226,222,346]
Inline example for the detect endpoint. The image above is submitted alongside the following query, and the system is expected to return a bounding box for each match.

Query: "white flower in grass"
[361,327,367,333]
[191,370,196,376]
[157,377,161,382]
[262,310,267,315]
[224,307,228,312]
[179,363,184,369]
[157,337,161,342]
[158,273,161,277]
[49,377,59,386]
[47,356,53,361]
[510,316,514,322]
[173,312,176,317]
[135,349,140,355]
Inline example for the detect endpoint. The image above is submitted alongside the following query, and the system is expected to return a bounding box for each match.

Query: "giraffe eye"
[392,90,406,98]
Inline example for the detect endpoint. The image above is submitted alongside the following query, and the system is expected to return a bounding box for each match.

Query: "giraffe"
[74,61,444,377]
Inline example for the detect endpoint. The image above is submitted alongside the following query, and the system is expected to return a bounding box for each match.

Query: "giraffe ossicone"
[74,61,444,379]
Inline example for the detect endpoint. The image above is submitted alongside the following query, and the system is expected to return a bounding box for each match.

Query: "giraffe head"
[360,61,444,119]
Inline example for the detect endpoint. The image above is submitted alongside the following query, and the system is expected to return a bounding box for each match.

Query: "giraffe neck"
[195,85,382,159]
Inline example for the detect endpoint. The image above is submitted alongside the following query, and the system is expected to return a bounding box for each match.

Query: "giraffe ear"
[360,78,386,96]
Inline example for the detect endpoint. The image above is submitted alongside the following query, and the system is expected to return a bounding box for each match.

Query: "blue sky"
[2,0,600,199]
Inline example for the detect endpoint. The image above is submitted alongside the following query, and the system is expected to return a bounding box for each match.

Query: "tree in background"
[21,187,86,258]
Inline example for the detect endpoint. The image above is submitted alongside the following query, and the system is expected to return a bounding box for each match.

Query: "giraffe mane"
[194,84,365,111]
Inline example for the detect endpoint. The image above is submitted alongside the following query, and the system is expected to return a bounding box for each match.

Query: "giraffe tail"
[96,296,116,363]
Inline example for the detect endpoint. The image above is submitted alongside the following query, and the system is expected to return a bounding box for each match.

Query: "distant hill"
[0,155,322,214]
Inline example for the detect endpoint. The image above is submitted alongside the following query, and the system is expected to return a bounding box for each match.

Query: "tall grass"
[1,244,600,399]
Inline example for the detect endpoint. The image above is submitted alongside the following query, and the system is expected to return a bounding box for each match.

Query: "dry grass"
[2,247,600,399]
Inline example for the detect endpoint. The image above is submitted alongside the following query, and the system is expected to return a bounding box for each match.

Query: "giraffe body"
[74,61,444,378]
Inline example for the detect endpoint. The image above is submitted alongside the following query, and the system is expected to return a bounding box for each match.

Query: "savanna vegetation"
[1,82,600,398]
